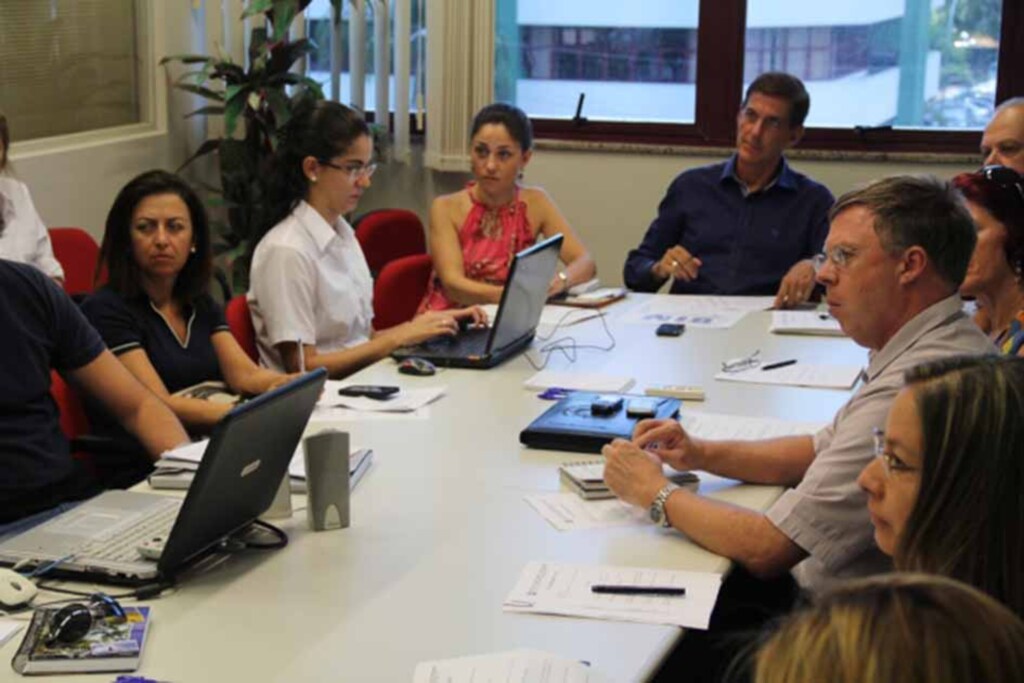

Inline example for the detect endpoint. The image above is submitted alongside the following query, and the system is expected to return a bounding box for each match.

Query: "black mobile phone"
[626,397,662,418]
[590,394,624,416]
[338,385,400,400]
[656,323,686,337]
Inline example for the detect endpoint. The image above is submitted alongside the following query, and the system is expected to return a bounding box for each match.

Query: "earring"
[310,176,318,183]
[190,245,197,254]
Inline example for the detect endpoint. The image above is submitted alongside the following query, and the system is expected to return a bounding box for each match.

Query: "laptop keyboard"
[79,498,181,563]
[419,328,490,355]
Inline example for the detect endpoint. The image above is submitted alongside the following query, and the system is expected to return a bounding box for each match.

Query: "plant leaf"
[224,94,248,138]
[267,38,317,75]
[241,0,274,19]
[175,83,225,102]
[160,54,214,66]
[184,105,227,119]
[177,138,222,172]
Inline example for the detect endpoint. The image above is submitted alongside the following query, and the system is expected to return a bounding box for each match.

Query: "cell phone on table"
[656,323,686,337]
[590,394,624,416]
[337,385,400,401]
[626,397,662,418]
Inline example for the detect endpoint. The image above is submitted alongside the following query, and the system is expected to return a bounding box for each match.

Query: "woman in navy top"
[83,170,293,436]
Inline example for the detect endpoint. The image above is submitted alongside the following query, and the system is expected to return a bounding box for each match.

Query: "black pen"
[591,585,686,596]
[761,359,797,371]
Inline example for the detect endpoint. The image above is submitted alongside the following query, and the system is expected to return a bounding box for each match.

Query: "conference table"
[5,294,868,682]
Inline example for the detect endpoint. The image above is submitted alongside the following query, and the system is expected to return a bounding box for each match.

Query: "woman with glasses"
[249,101,482,377]
[418,103,595,311]
[0,112,64,282]
[952,166,1024,354]
[857,355,1024,617]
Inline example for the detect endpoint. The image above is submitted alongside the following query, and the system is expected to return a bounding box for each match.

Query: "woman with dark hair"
[419,102,595,310]
[82,170,293,437]
[953,166,1024,353]
[248,100,482,377]
[0,112,64,282]
[858,355,1024,617]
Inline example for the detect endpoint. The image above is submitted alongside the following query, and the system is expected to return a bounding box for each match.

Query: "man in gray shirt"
[603,175,995,591]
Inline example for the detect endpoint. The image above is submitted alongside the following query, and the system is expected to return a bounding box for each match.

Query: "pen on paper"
[761,359,797,372]
[591,585,687,596]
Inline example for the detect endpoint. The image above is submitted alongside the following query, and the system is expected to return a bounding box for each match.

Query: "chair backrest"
[49,227,103,296]
[49,370,96,473]
[372,253,433,330]
[226,295,259,362]
[354,209,427,276]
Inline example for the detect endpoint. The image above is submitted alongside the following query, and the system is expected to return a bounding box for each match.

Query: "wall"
[359,143,976,288]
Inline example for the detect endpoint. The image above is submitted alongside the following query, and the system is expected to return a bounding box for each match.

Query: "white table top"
[3,295,867,682]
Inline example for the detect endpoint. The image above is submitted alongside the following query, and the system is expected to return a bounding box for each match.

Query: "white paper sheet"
[621,295,774,329]
[769,310,845,336]
[504,561,723,629]
[714,362,862,390]
[0,620,24,648]
[524,494,649,531]
[481,303,603,334]
[680,412,826,441]
[413,649,611,683]
[319,382,445,412]
[523,370,635,393]
[156,438,364,479]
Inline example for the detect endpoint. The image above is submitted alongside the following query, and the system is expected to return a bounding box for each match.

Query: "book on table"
[12,605,151,675]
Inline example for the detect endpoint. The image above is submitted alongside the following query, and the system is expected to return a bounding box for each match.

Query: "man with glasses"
[982,97,1024,175]
[623,72,833,308]
[604,176,993,591]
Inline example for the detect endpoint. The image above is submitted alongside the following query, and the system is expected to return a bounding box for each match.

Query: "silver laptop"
[0,368,327,584]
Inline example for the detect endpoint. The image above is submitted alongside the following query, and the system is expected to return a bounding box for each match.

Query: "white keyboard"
[80,500,181,563]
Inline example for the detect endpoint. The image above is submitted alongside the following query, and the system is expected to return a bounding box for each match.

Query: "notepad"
[769,310,845,336]
[413,649,612,683]
[558,459,698,500]
[715,363,863,390]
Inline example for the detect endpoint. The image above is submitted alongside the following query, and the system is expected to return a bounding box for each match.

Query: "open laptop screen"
[488,234,563,352]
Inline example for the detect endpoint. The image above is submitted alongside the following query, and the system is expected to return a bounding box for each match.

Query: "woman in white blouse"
[248,101,482,378]
[0,113,64,282]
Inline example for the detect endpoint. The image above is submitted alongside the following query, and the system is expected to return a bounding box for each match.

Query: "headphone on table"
[45,593,127,645]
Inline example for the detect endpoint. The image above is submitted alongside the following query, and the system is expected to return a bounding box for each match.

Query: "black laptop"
[0,368,327,584]
[392,234,563,369]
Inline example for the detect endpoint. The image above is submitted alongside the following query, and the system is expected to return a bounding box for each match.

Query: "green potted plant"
[161,0,343,293]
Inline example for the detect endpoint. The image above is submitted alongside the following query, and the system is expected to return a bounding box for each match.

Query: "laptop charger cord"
[525,309,617,371]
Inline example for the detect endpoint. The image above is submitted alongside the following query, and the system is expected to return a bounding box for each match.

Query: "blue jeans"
[0,501,82,544]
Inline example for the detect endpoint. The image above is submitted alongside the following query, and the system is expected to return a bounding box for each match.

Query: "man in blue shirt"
[624,72,834,307]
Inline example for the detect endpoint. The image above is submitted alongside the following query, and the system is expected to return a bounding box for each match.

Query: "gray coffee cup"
[303,430,350,531]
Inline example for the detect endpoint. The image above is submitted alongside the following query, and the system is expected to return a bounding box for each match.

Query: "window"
[0,0,143,141]
[494,0,1024,153]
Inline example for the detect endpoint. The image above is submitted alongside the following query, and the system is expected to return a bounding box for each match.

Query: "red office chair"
[372,253,433,330]
[226,295,260,362]
[50,371,92,465]
[354,209,427,276]
[49,227,105,298]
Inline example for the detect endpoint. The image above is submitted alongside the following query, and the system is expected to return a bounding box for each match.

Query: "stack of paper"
[714,363,863,390]
[504,561,723,629]
[524,370,635,393]
[413,649,611,683]
[769,310,845,336]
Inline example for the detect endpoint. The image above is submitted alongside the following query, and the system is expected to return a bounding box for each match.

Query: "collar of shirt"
[294,200,353,254]
[864,294,966,383]
[721,154,797,197]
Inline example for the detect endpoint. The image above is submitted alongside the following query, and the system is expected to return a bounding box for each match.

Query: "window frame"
[527,0,1024,155]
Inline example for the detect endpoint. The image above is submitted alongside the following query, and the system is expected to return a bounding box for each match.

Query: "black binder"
[519,392,682,453]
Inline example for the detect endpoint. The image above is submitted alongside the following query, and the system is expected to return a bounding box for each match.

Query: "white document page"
[481,304,602,332]
[621,295,774,329]
[413,649,611,683]
[524,494,649,531]
[156,438,363,480]
[0,620,24,648]
[504,561,723,629]
[680,412,826,441]
[523,370,635,393]
[714,363,863,390]
[769,310,845,336]
[319,382,445,412]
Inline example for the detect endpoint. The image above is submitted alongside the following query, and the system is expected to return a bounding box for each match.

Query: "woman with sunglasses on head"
[952,165,1024,353]
[857,355,1024,618]
[0,113,64,282]
[249,101,483,377]
[419,103,596,311]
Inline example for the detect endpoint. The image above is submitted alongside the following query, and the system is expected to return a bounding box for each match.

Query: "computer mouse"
[0,567,38,608]
[398,357,437,376]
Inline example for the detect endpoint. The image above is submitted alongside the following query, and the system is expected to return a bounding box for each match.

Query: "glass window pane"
[745,0,1002,129]
[0,0,141,141]
[495,0,699,123]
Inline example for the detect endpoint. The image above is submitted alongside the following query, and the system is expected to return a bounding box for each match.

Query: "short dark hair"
[99,169,212,303]
[829,175,977,289]
[470,103,533,151]
[952,168,1024,276]
[743,72,810,128]
[898,355,1024,619]
[259,100,371,243]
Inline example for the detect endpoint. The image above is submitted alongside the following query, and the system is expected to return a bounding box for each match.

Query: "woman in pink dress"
[420,104,596,311]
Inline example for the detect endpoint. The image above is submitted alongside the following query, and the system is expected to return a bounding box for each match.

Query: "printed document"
[680,412,826,441]
[524,370,635,393]
[318,382,445,412]
[504,561,723,629]
[524,494,648,531]
[621,295,774,329]
[715,363,862,390]
[413,649,611,683]
[769,310,845,336]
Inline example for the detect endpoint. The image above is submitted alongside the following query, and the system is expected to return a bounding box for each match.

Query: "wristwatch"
[649,482,680,527]
[557,270,569,292]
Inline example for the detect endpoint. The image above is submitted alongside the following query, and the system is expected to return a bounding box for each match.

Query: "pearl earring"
[190,245,197,254]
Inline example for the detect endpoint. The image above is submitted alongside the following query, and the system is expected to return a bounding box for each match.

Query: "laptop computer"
[392,234,563,369]
[0,368,327,585]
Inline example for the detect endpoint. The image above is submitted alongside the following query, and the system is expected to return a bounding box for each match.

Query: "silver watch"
[649,483,680,527]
